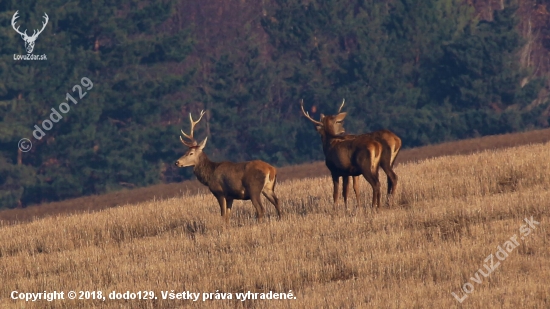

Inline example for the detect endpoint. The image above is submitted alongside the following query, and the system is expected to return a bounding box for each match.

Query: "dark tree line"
[0,0,548,208]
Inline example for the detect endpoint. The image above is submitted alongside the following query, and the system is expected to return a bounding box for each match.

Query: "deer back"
[207,160,276,199]
[324,134,381,176]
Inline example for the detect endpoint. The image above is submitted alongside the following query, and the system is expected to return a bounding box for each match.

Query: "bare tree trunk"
[202,61,211,138]
[520,17,534,71]
[17,148,22,165]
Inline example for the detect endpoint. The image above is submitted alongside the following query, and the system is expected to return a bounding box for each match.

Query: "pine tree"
[0,0,194,207]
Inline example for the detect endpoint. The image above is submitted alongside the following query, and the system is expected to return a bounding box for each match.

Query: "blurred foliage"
[0,0,548,208]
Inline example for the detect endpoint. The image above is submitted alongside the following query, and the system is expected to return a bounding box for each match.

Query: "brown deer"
[300,100,383,210]
[333,99,402,206]
[174,110,281,224]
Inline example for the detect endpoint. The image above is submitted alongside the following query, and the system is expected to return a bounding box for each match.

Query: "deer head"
[12,11,49,54]
[175,110,207,167]
[300,99,347,137]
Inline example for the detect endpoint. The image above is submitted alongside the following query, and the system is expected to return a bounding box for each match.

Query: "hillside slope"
[2,127,550,224]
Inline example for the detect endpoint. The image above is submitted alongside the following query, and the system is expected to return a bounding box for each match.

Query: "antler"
[300,99,323,126]
[180,110,206,147]
[11,11,26,37]
[30,13,48,39]
[11,11,48,39]
[337,98,345,113]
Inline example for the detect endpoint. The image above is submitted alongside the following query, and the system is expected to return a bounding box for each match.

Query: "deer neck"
[321,132,343,155]
[193,153,217,186]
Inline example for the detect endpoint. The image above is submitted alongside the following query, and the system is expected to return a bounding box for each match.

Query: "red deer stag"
[300,100,382,210]
[334,99,402,206]
[174,110,281,224]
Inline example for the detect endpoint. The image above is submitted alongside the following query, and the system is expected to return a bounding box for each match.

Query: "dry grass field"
[1,142,550,308]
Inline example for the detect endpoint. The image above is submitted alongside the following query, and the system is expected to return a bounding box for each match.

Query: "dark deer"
[174,110,281,224]
[300,100,382,210]
[333,99,402,206]
[11,11,49,54]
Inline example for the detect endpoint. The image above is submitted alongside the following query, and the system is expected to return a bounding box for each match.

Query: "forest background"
[1,0,549,208]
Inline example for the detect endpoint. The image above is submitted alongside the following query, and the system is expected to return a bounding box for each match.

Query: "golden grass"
[1,142,549,308]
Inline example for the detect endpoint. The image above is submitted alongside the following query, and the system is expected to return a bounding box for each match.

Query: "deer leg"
[215,195,228,225]
[362,171,381,211]
[331,174,340,206]
[342,176,350,208]
[381,162,398,206]
[383,163,397,195]
[386,168,398,206]
[262,190,282,219]
[352,176,360,206]
[250,193,266,223]
[226,198,234,222]
[389,146,401,192]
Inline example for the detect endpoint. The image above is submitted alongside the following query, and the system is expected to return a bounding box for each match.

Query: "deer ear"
[198,137,208,150]
[320,113,325,120]
[335,112,347,121]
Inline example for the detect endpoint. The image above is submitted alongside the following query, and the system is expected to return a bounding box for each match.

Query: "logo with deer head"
[11,11,49,54]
